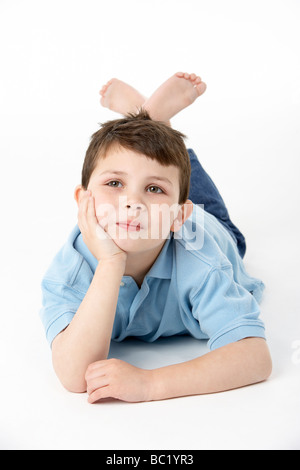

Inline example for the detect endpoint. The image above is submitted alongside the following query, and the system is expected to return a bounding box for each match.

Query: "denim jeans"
[188,149,246,258]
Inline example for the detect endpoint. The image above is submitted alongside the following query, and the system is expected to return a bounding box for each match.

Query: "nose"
[119,195,146,213]
[126,202,144,211]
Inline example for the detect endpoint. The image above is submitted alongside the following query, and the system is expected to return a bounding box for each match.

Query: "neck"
[124,241,166,288]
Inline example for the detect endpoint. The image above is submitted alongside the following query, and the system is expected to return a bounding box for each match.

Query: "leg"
[188,149,246,258]
[98,76,246,253]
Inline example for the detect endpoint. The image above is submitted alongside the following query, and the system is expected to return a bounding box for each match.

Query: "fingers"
[77,191,126,261]
[85,359,117,382]
[78,190,98,233]
[85,359,119,403]
[85,359,145,404]
[87,192,97,225]
[88,386,112,403]
[85,360,107,379]
[95,219,111,241]
[85,361,112,403]
[87,375,109,396]
[77,191,88,231]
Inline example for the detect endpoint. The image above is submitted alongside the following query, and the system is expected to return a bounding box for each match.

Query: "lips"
[116,221,142,232]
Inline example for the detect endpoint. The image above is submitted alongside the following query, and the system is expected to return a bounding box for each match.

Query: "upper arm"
[39,279,83,346]
[191,267,266,350]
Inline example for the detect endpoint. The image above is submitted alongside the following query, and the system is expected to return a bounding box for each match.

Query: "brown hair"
[81,110,191,204]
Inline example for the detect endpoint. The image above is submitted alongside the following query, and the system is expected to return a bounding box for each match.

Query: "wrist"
[146,368,165,402]
[146,364,185,401]
[140,368,157,402]
[96,253,127,274]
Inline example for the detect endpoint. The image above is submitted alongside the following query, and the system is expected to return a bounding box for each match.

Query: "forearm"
[149,338,272,401]
[52,258,125,392]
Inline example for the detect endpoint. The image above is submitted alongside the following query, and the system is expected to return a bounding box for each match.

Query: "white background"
[0,0,299,450]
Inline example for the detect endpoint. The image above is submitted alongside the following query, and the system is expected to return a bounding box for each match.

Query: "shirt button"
[120,282,125,287]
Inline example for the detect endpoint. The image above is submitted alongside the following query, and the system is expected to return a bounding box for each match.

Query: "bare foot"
[99,79,146,115]
[143,72,207,122]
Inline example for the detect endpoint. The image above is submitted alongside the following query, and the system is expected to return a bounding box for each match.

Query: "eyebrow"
[98,170,173,186]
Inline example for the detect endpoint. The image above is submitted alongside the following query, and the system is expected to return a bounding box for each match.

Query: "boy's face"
[77,146,192,255]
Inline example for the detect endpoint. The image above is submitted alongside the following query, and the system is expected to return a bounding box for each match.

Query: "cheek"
[149,205,178,239]
[94,195,116,226]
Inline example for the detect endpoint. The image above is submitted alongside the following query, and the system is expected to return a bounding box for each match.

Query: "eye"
[107,180,123,188]
[147,185,164,194]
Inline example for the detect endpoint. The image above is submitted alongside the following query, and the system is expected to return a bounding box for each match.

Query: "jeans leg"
[188,149,246,258]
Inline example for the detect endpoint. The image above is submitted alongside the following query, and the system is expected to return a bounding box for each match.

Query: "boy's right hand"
[78,190,127,264]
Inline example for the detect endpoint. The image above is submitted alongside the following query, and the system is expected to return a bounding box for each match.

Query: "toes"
[99,83,109,96]
[99,79,115,97]
[176,72,190,80]
[99,85,107,96]
[195,81,207,96]
[192,74,202,84]
[177,72,203,84]
[190,74,202,84]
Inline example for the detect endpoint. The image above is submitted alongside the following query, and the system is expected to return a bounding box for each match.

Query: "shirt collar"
[72,225,174,281]
[145,233,174,280]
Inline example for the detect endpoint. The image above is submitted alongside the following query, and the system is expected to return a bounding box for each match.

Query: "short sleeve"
[191,266,266,350]
[39,226,95,347]
[39,279,85,347]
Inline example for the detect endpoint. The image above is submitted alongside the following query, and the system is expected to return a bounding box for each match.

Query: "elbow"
[51,332,88,394]
[257,339,273,382]
[52,354,87,394]
[246,337,273,383]
[53,360,87,393]
[234,337,272,386]
[61,379,87,394]
[260,349,273,382]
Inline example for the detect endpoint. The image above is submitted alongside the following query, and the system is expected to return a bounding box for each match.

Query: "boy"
[40,72,272,403]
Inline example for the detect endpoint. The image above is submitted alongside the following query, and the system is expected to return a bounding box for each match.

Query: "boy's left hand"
[85,358,152,403]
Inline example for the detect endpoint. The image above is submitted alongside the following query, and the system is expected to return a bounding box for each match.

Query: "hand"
[85,358,152,403]
[78,190,127,263]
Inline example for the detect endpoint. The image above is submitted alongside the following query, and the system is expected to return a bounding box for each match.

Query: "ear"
[170,199,193,232]
[74,184,86,206]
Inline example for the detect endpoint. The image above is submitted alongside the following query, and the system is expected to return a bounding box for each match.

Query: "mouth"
[116,221,142,232]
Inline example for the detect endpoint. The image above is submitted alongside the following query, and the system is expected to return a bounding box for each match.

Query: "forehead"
[94,146,180,185]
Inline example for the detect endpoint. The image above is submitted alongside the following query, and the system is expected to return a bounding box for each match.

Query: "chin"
[112,237,146,252]
[112,235,165,254]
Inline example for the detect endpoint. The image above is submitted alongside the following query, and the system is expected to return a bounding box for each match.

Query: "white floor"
[1,225,299,450]
[0,0,299,450]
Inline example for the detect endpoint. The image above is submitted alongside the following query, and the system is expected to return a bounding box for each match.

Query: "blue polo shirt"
[39,205,266,350]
